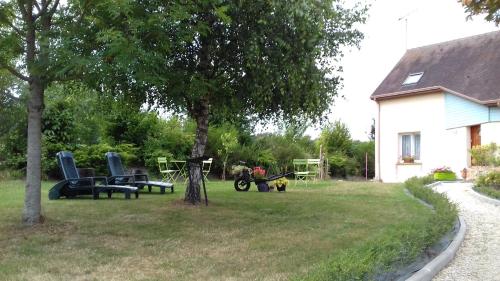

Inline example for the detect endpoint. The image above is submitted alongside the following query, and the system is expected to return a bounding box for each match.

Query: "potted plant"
[402,155,414,163]
[253,167,269,192]
[271,177,289,192]
[432,167,457,181]
[231,165,250,178]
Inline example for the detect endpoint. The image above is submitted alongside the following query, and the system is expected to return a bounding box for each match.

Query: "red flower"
[253,166,266,178]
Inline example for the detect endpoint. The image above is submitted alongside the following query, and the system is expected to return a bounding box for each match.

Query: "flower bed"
[473,171,500,199]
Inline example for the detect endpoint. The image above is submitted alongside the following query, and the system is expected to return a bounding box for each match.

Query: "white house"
[371,31,500,183]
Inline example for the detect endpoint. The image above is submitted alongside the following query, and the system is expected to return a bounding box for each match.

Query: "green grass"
[474,185,500,199]
[0,180,436,280]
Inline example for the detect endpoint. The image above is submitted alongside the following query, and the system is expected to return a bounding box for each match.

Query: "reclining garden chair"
[106,152,174,193]
[49,151,139,200]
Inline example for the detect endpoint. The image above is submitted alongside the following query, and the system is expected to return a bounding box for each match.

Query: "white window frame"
[402,72,424,85]
[399,132,421,163]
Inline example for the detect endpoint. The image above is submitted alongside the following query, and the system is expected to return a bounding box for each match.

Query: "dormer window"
[402,72,424,85]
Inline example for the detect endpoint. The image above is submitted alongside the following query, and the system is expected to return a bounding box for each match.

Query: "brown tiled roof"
[371,31,500,104]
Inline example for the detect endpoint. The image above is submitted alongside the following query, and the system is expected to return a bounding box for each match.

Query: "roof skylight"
[402,72,424,85]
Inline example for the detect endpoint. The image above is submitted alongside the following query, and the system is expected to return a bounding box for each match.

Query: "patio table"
[170,160,187,182]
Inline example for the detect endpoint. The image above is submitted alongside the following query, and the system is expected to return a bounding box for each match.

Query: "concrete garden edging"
[405,216,466,281]
[469,186,500,207]
[405,182,467,281]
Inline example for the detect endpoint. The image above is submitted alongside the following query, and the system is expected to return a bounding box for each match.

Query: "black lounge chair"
[48,151,139,200]
[105,152,174,193]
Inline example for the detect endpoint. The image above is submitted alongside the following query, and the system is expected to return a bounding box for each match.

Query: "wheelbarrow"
[234,167,293,192]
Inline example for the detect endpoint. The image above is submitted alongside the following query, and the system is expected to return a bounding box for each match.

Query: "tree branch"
[33,0,57,20]
[34,1,41,13]
[0,62,30,81]
[4,19,25,37]
[47,0,59,17]
[16,0,28,21]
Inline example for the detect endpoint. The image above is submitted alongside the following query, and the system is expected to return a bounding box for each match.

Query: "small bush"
[474,170,500,200]
[328,152,358,178]
[470,143,499,166]
[73,143,138,176]
[475,170,500,188]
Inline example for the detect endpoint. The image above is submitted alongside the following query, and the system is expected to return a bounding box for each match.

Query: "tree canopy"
[1,0,368,212]
[78,0,367,203]
[461,0,500,24]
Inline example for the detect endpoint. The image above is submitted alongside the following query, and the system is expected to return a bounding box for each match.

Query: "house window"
[400,132,421,161]
[402,72,424,85]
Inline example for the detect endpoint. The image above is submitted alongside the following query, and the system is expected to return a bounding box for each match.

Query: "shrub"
[475,171,500,189]
[470,143,499,166]
[41,138,75,179]
[250,134,309,174]
[143,149,173,176]
[328,152,358,178]
[73,143,138,176]
[351,141,375,178]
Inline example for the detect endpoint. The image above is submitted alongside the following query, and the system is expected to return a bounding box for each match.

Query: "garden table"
[171,160,188,182]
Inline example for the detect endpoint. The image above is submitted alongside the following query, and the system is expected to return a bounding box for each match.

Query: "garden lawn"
[0,180,434,281]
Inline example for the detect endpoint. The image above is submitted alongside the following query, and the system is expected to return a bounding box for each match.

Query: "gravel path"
[432,183,500,281]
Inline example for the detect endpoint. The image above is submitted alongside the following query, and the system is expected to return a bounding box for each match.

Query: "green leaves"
[79,0,367,128]
[461,0,500,25]
[214,5,231,23]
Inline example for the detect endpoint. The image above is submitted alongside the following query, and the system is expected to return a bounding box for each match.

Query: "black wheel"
[234,178,251,192]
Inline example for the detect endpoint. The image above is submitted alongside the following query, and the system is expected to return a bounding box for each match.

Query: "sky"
[300,0,499,140]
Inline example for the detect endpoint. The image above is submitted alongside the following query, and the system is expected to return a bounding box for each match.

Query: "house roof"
[371,31,500,105]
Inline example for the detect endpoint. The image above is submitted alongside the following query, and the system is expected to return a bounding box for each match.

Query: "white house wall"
[482,122,500,145]
[376,93,469,182]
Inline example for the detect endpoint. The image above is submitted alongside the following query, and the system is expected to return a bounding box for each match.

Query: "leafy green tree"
[0,70,26,156]
[44,82,106,145]
[0,76,27,170]
[81,0,366,204]
[0,0,84,225]
[461,0,500,24]
[217,132,238,180]
[319,121,353,156]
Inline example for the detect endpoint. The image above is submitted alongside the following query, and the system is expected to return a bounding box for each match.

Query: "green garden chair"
[158,157,176,183]
[293,159,321,186]
[293,159,310,186]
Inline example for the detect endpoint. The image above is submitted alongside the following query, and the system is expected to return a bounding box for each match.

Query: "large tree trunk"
[22,79,44,225]
[184,98,210,204]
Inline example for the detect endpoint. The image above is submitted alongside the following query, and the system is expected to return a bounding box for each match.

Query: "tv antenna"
[398,9,417,50]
